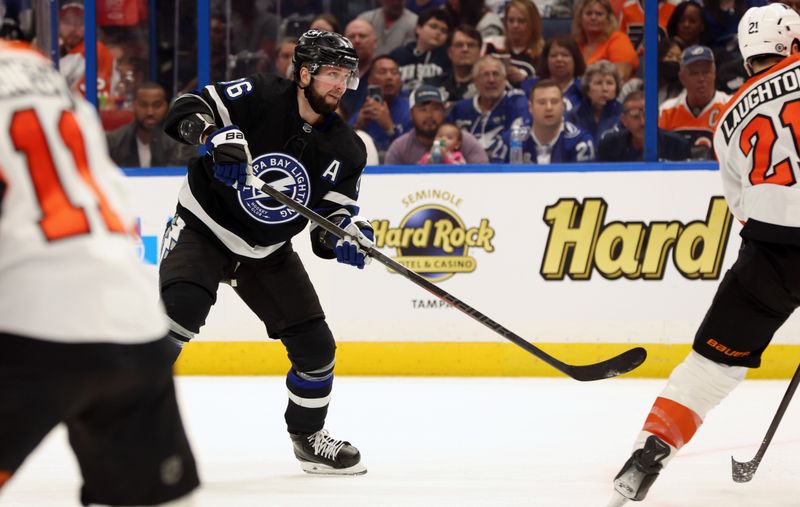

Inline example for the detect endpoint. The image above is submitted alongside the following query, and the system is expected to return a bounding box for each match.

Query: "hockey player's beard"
[304,85,339,115]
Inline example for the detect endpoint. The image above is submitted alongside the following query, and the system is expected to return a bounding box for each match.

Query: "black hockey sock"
[285,366,334,435]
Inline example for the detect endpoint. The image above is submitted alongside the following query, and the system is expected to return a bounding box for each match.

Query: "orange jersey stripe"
[643,396,703,448]
[619,0,675,31]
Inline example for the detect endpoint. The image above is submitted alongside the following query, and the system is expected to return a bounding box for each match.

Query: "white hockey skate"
[290,429,367,476]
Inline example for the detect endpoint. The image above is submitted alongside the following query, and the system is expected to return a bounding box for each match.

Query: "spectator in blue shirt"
[390,7,453,93]
[406,0,446,16]
[566,59,623,144]
[350,55,412,157]
[521,36,586,113]
[448,55,530,162]
[510,79,594,164]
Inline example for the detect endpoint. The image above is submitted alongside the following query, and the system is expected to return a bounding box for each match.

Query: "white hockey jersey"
[714,53,800,245]
[0,42,167,343]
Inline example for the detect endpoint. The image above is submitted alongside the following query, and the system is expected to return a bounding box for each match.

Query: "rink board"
[126,164,799,378]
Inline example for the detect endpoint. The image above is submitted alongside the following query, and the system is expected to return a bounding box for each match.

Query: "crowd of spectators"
[4,0,792,166]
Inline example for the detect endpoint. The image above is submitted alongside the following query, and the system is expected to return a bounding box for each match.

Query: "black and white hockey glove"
[204,125,252,188]
[329,215,374,269]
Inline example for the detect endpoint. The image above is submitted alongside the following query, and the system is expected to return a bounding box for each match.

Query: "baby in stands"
[419,123,466,165]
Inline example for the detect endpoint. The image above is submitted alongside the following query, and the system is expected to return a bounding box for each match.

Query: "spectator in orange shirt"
[619,0,684,52]
[573,0,638,82]
[58,2,116,99]
[658,45,730,160]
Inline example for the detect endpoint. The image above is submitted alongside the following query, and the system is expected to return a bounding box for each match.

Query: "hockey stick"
[247,174,647,381]
[731,362,800,483]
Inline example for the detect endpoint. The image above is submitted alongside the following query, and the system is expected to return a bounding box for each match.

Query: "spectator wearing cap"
[447,55,530,163]
[390,7,453,93]
[598,89,690,162]
[58,2,117,98]
[659,45,730,160]
[349,55,412,157]
[385,85,489,164]
[358,0,419,56]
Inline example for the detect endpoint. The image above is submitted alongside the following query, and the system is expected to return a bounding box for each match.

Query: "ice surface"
[2,377,798,506]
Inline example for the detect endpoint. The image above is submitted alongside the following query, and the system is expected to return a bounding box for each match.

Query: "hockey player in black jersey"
[161,30,373,476]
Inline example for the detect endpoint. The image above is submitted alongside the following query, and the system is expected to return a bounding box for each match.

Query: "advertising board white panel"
[126,169,798,346]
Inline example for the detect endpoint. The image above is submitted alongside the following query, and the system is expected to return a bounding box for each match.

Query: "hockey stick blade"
[731,362,800,483]
[248,175,647,381]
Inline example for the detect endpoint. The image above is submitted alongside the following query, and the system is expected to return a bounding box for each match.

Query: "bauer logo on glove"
[204,125,252,189]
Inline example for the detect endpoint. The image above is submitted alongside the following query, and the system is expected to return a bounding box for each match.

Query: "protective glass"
[312,65,360,90]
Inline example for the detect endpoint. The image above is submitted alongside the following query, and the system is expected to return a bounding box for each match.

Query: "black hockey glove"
[204,125,251,188]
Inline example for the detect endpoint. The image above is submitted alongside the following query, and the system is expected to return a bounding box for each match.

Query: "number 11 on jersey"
[10,108,126,241]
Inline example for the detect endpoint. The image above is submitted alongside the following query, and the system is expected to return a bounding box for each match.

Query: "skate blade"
[606,490,630,507]
[298,460,367,476]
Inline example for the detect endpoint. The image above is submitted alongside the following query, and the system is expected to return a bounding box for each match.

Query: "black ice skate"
[290,429,367,476]
[608,435,672,505]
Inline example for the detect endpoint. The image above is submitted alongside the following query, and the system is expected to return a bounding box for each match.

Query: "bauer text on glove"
[204,125,252,188]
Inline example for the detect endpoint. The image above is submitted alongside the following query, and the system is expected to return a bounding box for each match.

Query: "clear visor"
[313,65,360,90]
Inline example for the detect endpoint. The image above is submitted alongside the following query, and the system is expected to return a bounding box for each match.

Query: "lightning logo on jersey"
[238,153,311,224]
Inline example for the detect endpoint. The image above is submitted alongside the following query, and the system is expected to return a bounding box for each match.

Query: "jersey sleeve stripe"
[205,85,232,127]
[321,190,357,207]
[172,93,214,117]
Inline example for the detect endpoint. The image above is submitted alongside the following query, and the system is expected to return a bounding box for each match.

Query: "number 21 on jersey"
[739,99,800,187]
[10,108,126,241]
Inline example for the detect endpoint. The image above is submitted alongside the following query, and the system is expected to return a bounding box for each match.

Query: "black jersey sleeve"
[163,91,217,144]
[164,74,273,145]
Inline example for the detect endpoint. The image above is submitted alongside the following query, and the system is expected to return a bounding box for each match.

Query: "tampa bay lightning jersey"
[447,90,530,163]
[520,77,585,113]
[566,97,623,144]
[390,43,452,94]
[505,121,595,163]
[164,74,367,259]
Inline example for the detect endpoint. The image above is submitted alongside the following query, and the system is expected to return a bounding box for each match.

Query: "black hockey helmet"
[293,29,360,89]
